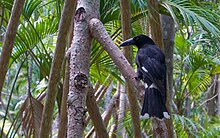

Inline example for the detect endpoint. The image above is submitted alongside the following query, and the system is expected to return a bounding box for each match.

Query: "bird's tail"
[141,87,170,119]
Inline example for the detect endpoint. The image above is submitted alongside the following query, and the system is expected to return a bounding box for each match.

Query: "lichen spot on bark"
[74,73,88,90]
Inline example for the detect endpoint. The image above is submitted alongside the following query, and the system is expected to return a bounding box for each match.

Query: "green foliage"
[161,0,220,38]
[1,0,220,137]
[174,114,220,137]
[174,34,213,100]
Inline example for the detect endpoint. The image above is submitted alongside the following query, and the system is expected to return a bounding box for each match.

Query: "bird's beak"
[120,38,135,47]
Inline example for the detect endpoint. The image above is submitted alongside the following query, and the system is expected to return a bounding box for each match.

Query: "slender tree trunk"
[95,85,106,98]
[39,0,76,137]
[161,14,175,138]
[185,90,191,118]
[147,0,168,137]
[105,81,113,107]
[96,85,109,103]
[147,0,163,49]
[120,0,132,64]
[0,0,25,98]
[207,75,218,116]
[58,36,70,137]
[120,0,142,137]
[109,105,118,138]
[0,7,3,42]
[58,2,77,138]
[67,0,100,137]
[103,91,120,126]
[217,79,220,117]
[117,80,126,137]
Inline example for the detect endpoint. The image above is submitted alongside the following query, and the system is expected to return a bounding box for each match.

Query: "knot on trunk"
[75,7,86,22]
[74,73,88,90]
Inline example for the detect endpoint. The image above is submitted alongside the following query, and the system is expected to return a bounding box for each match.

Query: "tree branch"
[86,84,109,138]
[89,18,143,138]
[89,19,142,93]
[85,88,120,138]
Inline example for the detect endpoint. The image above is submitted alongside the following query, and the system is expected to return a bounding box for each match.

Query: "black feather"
[120,34,170,119]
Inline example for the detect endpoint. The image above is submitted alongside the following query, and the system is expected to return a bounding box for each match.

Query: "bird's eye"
[134,37,140,42]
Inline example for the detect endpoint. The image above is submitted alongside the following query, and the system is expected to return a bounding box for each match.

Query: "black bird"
[120,35,170,119]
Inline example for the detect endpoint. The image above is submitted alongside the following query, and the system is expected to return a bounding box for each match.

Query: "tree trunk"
[67,0,100,137]
[147,0,163,49]
[217,79,220,117]
[147,0,168,137]
[39,0,76,137]
[185,90,191,118]
[109,105,118,138]
[0,0,25,98]
[120,0,142,137]
[105,81,113,107]
[0,7,3,42]
[207,75,218,116]
[58,2,77,138]
[117,81,126,137]
[161,14,175,138]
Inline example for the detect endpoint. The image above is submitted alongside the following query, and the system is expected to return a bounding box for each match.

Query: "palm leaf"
[22,0,41,19]
[161,0,220,38]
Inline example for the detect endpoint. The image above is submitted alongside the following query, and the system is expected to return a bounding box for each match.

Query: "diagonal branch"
[89,18,142,96]
[89,18,143,137]
[86,84,109,138]
[86,88,120,138]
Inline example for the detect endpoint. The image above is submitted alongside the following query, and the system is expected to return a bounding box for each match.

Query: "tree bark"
[39,0,76,137]
[58,2,77,138]
[120,0,142,137]
[0,0,25,98]
[96,84,110,103]
[161,14,175,138]
[85,90,119,138]
[120,0,132,64]
[90,19,143,94]
[147,0,167,137]
[207,75,218,116]
[0,7,3,42]
[152,119,168,138]
[90,18,144,137]
[67,0,100,137]
[117,80,126,137]
[104,81,114,107]
[109,105,118,138]
[86,85,109,138]
[217,79,220,117]
[147,0,163,49]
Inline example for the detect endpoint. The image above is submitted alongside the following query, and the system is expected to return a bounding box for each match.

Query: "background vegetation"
[0,0,220,137]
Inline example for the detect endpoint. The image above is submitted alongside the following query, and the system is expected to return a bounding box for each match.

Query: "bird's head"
[120,34,155,49]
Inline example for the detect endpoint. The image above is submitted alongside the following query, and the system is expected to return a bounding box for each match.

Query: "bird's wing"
[136,48,166,98]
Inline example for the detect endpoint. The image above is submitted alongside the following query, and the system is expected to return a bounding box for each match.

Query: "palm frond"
[23,0,41,19]
[11,16,59,68]
[161,0,220,38]
[173,114,205,136]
